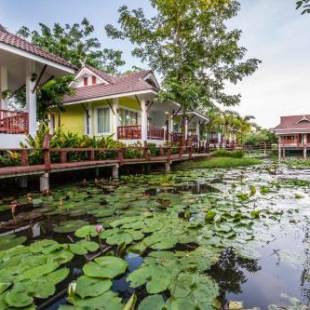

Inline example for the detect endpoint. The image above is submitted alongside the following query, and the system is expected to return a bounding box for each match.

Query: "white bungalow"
[0,25,75,148]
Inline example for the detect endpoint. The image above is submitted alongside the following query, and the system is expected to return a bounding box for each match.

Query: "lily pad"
[138,294,165,310]
[83,256,128,279]
[53,220,88,233]
[75,276,112,299]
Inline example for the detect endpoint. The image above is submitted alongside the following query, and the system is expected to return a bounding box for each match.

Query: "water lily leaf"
[45,267,69,285]
[75,276,112,299]
[5,283,33,308]
[48,249,74,265]
[28,279,55,299]
[53,220,88,233]
[0,235,27,251]
[138,294,165,310]
[69,240,99,255]
[0,282,11,294]
[75,225,98,238]
[29,239,65,254]
[17,261,59,281]
[67,291,123,310]
[127,265,171,294]
[83,256,128,279]
[165,297,197,310]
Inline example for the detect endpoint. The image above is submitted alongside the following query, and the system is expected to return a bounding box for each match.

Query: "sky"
[0,0,309,128]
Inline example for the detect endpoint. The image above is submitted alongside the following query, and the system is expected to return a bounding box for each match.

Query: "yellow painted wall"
[53,105,85,135]
[119,97,140,111]
[51,96,141,136]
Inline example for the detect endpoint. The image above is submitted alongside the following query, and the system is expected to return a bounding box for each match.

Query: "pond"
[0,161,310,310]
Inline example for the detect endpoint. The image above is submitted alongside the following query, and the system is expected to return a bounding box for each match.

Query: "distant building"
[274,115,310,159]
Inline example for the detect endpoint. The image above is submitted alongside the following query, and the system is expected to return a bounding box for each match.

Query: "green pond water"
[0,161,310,310]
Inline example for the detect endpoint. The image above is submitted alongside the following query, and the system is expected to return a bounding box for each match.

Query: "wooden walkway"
[0,146,210,180]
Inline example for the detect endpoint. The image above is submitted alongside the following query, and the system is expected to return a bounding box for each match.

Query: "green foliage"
[212,149,244,158]
[0,240,72,309]
[0,151,21,167]
[176,157,261,169]
[106,0,260,112]
[83,256,128,279]
[18,18,125,73]
[296,0,310,14]
[244,129,277,146]
[207,109,256,144]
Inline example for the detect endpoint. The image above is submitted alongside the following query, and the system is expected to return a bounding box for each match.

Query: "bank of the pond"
[176,156,261,169]
[0,161,310,310]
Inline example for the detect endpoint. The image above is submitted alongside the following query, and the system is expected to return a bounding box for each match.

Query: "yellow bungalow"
[50,65,207,145]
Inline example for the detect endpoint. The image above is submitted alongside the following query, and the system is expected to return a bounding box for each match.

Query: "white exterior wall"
[0,134,26,148]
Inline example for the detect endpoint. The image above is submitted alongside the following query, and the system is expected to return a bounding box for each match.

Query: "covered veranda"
[0,25,75,148]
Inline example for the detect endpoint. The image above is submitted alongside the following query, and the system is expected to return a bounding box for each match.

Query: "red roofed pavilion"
[274,115,310,159]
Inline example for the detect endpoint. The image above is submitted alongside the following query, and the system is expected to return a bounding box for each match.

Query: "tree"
[18,18,125,74]
[106,0,261,113]
[296,0,310,14]
[6,75,75,122]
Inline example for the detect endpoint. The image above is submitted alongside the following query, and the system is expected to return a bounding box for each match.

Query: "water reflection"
[209,248,261,305]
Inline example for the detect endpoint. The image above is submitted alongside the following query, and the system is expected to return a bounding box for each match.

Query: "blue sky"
[1,0,309,128]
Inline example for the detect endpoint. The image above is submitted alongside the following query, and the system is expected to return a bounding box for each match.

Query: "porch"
[117,125,166,141]
[0,109,29,134]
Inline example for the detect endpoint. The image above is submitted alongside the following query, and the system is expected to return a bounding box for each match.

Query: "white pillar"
[196,122,200,143]
[278,136,281,161]
[0,66,8,110]
[184,117,188,141]
[40,173,50,192]
[112,98,119,140]
[140,98,147,142]
[26,61,37,136]
[218,132,222,147]
[88,102,94,137]
[112,164,119,179]
[165,162,171,173]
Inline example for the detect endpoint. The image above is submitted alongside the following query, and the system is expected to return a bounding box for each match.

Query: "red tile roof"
[0,25,76,70]
[274,115,310,134]
[64,69,157,104]
[84,65,118,84]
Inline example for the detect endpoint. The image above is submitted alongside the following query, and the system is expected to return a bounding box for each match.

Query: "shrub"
[212,149,244,158]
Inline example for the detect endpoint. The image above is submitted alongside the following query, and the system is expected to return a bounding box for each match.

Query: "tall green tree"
[106,0,260,112]
[296,0,310,14]
[18,18,125,74]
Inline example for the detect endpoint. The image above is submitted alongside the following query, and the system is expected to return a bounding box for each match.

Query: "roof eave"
[0,41,76,74]
[63,89,158,106]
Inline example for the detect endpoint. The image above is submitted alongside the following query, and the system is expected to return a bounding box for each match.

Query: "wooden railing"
[0,110,29,134]
[147,126,165,140]
[117,125,141,140]
[170,132,184,143]
[0,142,214,173]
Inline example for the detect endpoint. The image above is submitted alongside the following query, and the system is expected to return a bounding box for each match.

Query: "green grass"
[211,149,244,158]
[176,156,262,170]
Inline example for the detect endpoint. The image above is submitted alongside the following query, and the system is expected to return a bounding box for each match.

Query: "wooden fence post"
[20,149,29,166]
[117,148,124,163]
[189,146,193,159]
[159,145,164,156]
[60,151,67,163]
[144,141,150,160]
[89,149,95,161]
[43,134,51,171]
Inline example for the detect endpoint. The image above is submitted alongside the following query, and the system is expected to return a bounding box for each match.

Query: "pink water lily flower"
[96,224,104,234]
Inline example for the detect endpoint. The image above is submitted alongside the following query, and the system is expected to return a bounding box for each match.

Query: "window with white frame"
[119,109,138,126]
[97,107,110,134]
